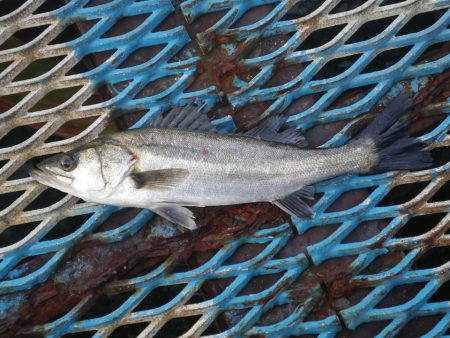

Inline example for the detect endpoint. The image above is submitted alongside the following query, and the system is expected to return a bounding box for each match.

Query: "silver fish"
[30,95,432,229]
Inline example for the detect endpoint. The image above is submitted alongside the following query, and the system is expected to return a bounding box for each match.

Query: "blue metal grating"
[0,0,449,336]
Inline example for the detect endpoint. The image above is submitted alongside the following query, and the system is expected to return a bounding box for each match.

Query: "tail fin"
[358,94,432,171]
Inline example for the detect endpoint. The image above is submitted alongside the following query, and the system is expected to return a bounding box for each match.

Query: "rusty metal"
[0,0,449,337]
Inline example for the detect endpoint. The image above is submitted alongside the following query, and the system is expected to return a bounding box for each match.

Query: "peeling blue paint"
[0,0,449,337]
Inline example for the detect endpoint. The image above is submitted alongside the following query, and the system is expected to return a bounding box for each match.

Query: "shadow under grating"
[0,0,449,337]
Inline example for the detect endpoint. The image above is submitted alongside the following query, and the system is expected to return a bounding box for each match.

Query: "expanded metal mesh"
[0,0,449,337]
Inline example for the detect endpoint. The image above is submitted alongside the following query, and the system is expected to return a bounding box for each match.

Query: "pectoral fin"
[274,186,315,219]
[131,168,189,190]
[151,205,197,230]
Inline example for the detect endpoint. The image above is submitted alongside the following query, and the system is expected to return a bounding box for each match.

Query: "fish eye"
[59,155,76,171]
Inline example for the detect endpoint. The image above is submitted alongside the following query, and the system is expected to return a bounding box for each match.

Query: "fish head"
[30,138,136,200]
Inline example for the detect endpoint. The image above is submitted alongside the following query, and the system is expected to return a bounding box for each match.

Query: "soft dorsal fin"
[130,168,189,190]
[244,116,307,147]
[274,186,315,219]
[151,104,218,132]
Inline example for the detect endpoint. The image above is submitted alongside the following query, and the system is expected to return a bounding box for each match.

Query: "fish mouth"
[29,166,73,188]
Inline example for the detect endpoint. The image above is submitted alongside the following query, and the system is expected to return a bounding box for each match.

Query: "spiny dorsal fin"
[151,205,197,230]
[274,186,315,219]
[131,168,189,190]
[151,104,217,132]
[244,116,307,147]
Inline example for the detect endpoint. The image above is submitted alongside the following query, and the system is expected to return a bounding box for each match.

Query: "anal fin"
[151,205,197,230]
[297,185,315,200]
[274,186,315,219]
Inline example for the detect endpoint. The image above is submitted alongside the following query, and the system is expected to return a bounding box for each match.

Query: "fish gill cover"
[0,0,449,337]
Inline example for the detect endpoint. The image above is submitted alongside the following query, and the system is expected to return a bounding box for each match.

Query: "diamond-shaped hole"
[374,282,426,308]
[0,221,39,247]
[222,243,267,265]
[84,0,114,8]
[330,0,369,14]
[82,84,120,106]
[346,16,397,44]
[33,0,67,14]
[430,146,450,169]
[429,280,450,302]
[329,84,376,110]
[342,219,390,244]
[171,43,198,64]
[415,247,450,269]
[0,61,12,74]
[6,253,52,280]
[413,42,447,65]
[377,181,429,207]
[69,50,116,75]
[49,22,87,45]
[230,4,276,29]
[202,321,221,335]
[193,277,236,303]
[183,289,205,305]
[118,45,167,69]
[93,208,141,233]
[44,116,99,142]
[411,114,447,139]
[61,331,96,338]
[23,188,67,212]
[153,315,202,338]
[359,250,403,275]
[101,14,149,39]
[41,214,94,241]
[0,125,37,148]
[312,54,362,81]
[0,92,30,114]
[247,34,292,59]
[236,273,284,296]
[0,0,28,16]
[0,25,49,50]
[151,11,182,32]
[380,0,407,5]
[396,9,447,36]
[303,120,348,149]
[133,76,179,99]
[29,86,83,112]
[429,180,450,203]
[256,303,297,326]
[81,291,134,320]
[110,323,149,338]
[13,56,65,82]
[281,1,324,20]
[134,284,187,311]
[296,24,347,51]
[343,320,392,337]
[260,63,305,89]
[395,213,446,238]
[324,188,375,213]
[118,257,170,280]
[360,46,412,74]
[398,315,444,337]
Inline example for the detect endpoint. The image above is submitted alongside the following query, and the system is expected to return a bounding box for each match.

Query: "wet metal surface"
[0,0,449,337]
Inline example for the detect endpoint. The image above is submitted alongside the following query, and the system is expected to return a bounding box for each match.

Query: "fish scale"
[30,94,431,230]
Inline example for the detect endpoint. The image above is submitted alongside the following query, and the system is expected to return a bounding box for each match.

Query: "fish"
[29,94,432,230]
